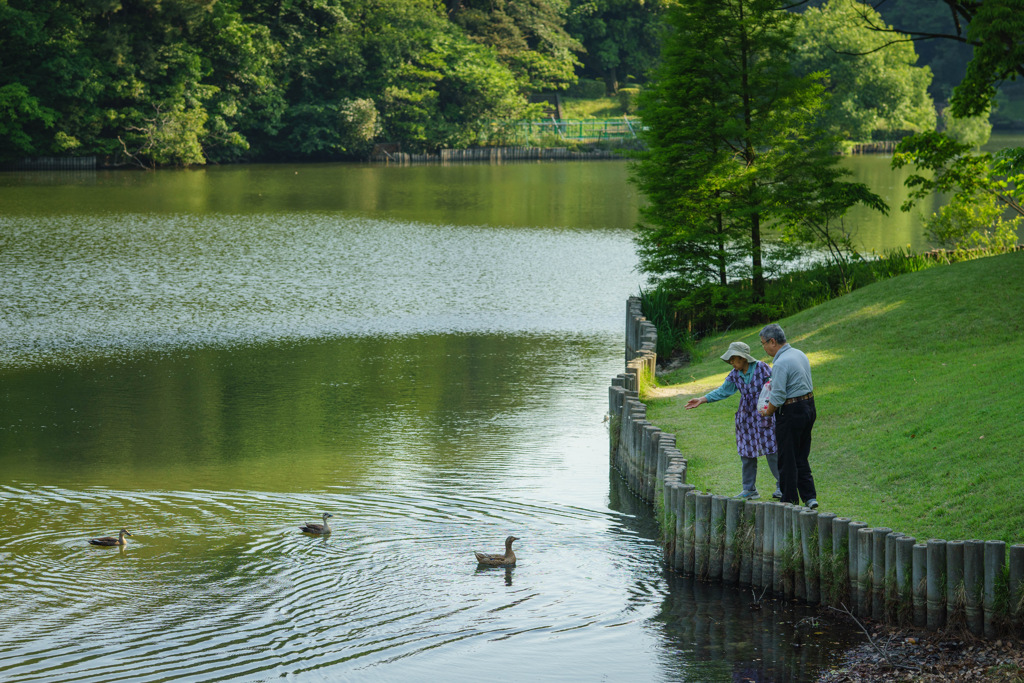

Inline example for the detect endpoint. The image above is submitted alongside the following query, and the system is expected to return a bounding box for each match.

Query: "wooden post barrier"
[856,527,873,618]
[946,540,966,628]
[848,522,867,611]
[683,490,697,575]
[984,541,1006,638]
[791,506,805,601]
[695,493,712,580]
[872,528,892,620]
[740,502,756,586]
[773,503,787,596]
[762,503,775,592]
[926,539,947,630]
[896,536,916,625]
[710,495,727,582]
[724,498,742,584]
[965,539,985,635]
[884,531,902,622]
[1011,544,1024,628]
[912,543,928,627]
[817,512,835,606]
[675,483,694,570]
[752,503,765,589]
[801,510,819,604]
[832,517,851,607]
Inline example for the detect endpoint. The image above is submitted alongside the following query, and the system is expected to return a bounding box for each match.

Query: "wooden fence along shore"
[609,296,1024,636]
[369,145,628,164]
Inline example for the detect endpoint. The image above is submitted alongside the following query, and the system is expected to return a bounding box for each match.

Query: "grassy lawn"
[560,96,629,119]
[645,250,1024,544]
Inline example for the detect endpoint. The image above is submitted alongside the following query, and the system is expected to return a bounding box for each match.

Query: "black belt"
[783,392,813,405]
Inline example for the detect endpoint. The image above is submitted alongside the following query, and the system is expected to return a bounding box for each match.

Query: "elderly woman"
[685,341,780,500]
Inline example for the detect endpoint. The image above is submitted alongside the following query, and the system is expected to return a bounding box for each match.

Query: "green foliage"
[650,248,941,347]
[923,192,1021,256]
[566,0,665,92]
[632,0,885,308]
[941,107,993,148]
[948,0,1024,118]
[0,0,534,165]
[638,285,694,358]
[792,0,935,142]
[616,87,640,114]
[893,130,1024,218]
[449,0,583,92]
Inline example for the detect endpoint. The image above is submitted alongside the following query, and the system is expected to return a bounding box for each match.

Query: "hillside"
[647,250,1024,543]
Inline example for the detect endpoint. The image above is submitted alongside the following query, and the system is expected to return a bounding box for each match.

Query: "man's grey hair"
[760,323,786,345]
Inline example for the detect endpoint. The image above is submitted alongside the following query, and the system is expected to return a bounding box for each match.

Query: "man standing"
[758,323,817,508]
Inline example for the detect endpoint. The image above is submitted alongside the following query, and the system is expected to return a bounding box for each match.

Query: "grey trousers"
[741,452,779,493]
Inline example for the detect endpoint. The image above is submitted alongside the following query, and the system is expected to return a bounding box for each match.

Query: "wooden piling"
[872,528,892,620]
[683,490,696,574]
[926,539,947,630]
[1011,544,1024,628]
[856,527,873,618]
[912,543,928,627]
[740,502,756,586]
[965,539,985,635]
[724,498,742,584]
[831,517,851,607]
[752,503,765,588]
[946,540,966,628]
[694,493,712,579]
[848,521,867,610]
[984,541,1006,638]
[762,503,775,592]
[896,536,916,625]
[774,503,787,596]
[709,495,727,581]
[800,510,819,604]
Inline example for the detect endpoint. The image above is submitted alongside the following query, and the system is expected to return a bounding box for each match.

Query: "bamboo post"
[683,490,697,575]
[872,528,891,620]
[884,532,902,622]
[848,521,867,610]
[896,536,916,625]
[926,539,947,630]
[724,498,742,584]
[816,512,835,606]
[984,540,1006,638]
[762,503,775,592]
[856,527,873,618]
[912,543,927,627]
[831,517,851,607]
[676,484,695,571]
[773,503,787,596]
[946,540,966,628]
[752,502,765,588]
[709,495,727,581]
[740,502,756,586]
[965,539,985,635]
[1011,544,1024,629]
[695,493,712,579]
[800,510,819,604]
[790,506,805,601]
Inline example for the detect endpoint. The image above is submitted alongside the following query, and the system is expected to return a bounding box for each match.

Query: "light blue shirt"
[768,344,813,407]
[704,362,761,403]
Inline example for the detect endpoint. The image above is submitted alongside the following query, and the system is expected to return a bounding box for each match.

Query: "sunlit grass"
[646,250,1024,543]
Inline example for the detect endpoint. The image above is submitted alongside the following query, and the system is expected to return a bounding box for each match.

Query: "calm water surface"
[0,160,881,682]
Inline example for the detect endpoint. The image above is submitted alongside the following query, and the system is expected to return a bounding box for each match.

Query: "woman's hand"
[684,397,706,410]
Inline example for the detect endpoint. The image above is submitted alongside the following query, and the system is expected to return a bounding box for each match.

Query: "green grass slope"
[647,250,1024,543]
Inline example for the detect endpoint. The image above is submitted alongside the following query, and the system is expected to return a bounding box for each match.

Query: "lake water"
[0,148,974,681]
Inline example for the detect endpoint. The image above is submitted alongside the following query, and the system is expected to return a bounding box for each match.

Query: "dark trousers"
[775,398,817,505]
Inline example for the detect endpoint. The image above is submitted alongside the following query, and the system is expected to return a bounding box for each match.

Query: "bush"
[566,79,608,99]
[618,87,641,115]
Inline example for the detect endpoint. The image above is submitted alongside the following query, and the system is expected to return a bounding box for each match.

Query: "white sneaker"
[806,498,818,509]
[737,490,760,500]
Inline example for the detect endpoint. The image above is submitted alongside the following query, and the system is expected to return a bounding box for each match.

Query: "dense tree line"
[0,0,587,165]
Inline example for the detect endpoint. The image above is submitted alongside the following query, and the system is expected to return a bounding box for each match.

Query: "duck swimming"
[89,528,133,546]
[299,513,333,535]
[474,535,518,567]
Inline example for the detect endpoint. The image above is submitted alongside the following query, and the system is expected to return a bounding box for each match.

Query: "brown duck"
[88,528,133,546]
[299,512,333,535]
[474,535,518,566]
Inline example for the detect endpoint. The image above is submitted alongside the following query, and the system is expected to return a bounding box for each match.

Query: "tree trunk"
[605,67,619,95]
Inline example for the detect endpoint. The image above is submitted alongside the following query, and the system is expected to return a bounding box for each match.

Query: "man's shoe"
[737,490,760,500]
[772,488,783,499]
[806,498,818,509]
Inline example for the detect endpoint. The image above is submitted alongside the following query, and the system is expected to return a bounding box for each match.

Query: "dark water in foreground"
[0,162,860,681]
